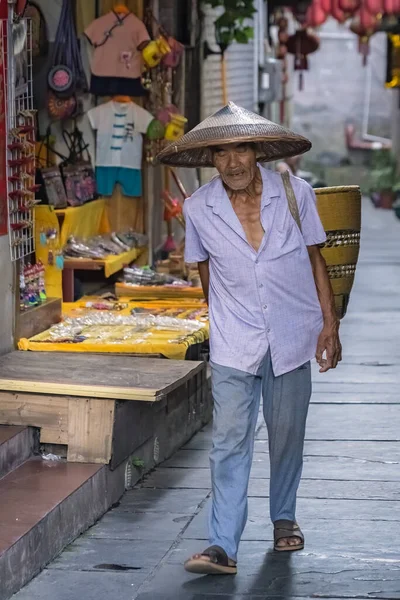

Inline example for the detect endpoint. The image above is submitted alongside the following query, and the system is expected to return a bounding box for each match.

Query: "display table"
[62,247,145,302]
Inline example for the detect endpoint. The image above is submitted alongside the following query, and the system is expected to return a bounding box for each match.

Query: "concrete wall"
[0,236,14,354]
[292,19,391,166]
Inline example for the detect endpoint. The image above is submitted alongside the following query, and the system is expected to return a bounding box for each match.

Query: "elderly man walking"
[158,103,341,575]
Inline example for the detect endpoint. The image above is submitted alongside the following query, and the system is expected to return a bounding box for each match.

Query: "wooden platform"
[0,352,202,401]
[0,352,206,464]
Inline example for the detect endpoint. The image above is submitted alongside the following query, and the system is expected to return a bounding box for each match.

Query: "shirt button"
[255,259,259,264]
[259,283,263,289]
[267,328,271,333]
[263,304,268,310]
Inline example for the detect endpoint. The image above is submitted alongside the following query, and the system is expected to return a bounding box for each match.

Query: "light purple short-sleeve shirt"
[183,165,326,376]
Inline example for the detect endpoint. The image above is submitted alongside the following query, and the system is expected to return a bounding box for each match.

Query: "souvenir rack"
[2,14,36,262]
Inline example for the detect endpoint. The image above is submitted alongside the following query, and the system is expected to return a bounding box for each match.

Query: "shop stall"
[2,0,203,347]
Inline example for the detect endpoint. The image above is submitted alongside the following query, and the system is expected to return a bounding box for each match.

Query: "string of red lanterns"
[293,0,400,66]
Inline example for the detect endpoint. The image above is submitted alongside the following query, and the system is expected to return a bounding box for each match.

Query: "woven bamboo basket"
[314,185,361,319]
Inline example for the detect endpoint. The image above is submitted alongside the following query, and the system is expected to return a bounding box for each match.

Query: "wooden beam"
[0,380,163,401]
[67,398,115,463]
[0,392,68,444]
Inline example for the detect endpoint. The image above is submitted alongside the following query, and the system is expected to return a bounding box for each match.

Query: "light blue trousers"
[209,350,312,562]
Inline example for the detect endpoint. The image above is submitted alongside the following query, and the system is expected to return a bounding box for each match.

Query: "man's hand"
[316,323,342,373]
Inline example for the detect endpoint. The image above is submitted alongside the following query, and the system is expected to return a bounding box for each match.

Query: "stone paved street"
[14,199,400,600]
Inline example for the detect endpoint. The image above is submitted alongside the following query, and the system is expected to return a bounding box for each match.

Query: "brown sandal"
[274,520,304,552]
[184,545,237,575]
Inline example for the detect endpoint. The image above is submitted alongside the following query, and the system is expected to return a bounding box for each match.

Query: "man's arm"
[307,245,342,373]
[198,259,209,304]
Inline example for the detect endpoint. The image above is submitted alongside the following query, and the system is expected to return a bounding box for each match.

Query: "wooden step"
[0,457,109,600]
[0,425,37,479]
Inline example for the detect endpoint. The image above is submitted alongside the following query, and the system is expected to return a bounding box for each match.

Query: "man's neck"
[226,168,263,203]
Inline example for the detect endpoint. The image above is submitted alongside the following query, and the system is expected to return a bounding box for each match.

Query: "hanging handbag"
[35,127,68,208]
[47,90,77,120]
[46,0,87,107]
[59,128,97,206]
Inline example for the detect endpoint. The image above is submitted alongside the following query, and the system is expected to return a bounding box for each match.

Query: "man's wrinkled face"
[212,142,257,191]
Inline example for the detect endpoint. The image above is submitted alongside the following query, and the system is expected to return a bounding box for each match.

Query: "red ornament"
[350,11,378,65]
[320,0,332,12]
[364,0,384,14]
[338,0,361,16]
[383,0,400,13]
[305,0,328,27]
[287,29,320,90]
[331,0,347,22]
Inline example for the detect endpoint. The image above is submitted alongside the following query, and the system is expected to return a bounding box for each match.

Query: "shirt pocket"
[267,224,302,260]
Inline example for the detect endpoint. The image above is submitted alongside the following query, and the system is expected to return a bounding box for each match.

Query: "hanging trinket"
[287,29,320,91]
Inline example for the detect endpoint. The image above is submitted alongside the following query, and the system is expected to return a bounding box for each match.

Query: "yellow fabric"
[56,199,110,247]
[115,283,204,300]
[102,248,142,277]
[18,327,208,360]
[64,248,143,278]
[34,206,63,299]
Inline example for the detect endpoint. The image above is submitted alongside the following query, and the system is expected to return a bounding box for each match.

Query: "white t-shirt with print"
[87,101,153,170]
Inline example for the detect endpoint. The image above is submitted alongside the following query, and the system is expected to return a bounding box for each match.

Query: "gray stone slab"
[86,509,191,541]
[47,537,172,572]
[311,382,399,395]
[249,477,400,501]
[118,488,210,514]
[256,404,400,441]
[311,362,400,385]
[142,468,400,500]
[142,467,211,489]
[161,448,400,481]
[262,439,400,462]
[136,542,400,599]
[310,392,400,404]
[12,569,148,600]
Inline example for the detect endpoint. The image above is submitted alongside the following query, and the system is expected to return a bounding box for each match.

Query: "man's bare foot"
[184,546,237,575]
[275,536,303,549]
[189,553,236,567]
[274,520,304,552]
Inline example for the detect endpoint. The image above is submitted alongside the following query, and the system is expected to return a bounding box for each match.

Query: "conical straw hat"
[157,102,311,168]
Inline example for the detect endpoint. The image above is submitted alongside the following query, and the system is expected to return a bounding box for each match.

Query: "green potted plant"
[369,150,400,209]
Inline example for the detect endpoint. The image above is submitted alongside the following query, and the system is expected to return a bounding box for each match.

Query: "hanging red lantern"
[350,10,378,64]
[338,0,361,17]
[305,0,328,27]
[331,0,347,22]
[364,0,384,15]
[320,0,332,13]
[359,5,380,28]
[383,0,400,14]
[287,29,320,90]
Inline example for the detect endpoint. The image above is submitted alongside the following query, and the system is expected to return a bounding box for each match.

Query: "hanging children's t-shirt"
[84,11,150,96]
[87,100,154,197]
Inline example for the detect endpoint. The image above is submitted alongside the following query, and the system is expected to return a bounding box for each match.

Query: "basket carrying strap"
[281,171,302,233]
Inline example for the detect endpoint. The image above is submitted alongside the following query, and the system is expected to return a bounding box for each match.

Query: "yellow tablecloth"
[64,247,143,278]
[115,282,204,300]
[18,328,208,360]
[55,199,110,247]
